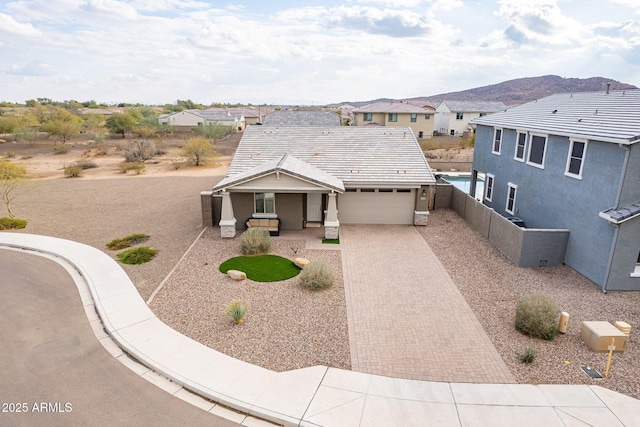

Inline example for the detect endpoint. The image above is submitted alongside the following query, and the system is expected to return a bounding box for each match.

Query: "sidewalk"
[1,232,639,427]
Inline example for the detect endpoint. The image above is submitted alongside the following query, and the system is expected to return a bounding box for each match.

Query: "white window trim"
[485,173,495,202]
[492,128,503,155]
[565,138,588,179]
[526,133,548,169]
[514,131,527,162]
[506,182,518,215]
[254,192,275,215]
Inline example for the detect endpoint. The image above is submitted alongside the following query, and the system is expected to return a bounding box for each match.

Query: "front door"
[307,193,322,222]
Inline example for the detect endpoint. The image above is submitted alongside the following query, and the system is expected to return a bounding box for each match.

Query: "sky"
[1,0,639,105]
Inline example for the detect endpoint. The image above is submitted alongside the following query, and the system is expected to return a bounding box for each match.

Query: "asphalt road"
[0,249,240,427]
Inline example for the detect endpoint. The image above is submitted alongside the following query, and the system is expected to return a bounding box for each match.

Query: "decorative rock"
[294,257,310,269]
[227,270,247,281]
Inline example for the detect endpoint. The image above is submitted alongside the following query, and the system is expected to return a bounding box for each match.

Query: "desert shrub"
[299,260,334,291]
[515,294,560,340]
[72,160,98,169]
[64,165,83,177]
[519,346,537,364]
[240,228,271,255]
[106,233,150,250]
[3,151,15,158]
[116,246,158,264]
[0,217,27,230]
[53,143,68,154]
[122,140,158,163]
[119,161,145,174]
[225,300,247,324]
[421,139,439,151]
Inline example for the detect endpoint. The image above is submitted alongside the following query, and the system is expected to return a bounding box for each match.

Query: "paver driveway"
[340,225,515,383]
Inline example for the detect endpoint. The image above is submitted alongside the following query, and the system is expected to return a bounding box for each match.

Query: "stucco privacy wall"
[436,186,569,268]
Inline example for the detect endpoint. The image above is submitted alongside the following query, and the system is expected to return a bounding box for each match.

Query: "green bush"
[53,143,68,154]
[240,228,271,255]
[119,161,145,174]
[515,294,560,340]
[106,233,150,250]
[299,260,334,291]
[225,300,247,324]
[0,217,27,230]
[116,247,158,264]
[519,346,537,364]
[64,165,83,177]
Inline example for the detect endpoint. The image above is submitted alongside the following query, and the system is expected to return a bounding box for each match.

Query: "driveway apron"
[340,225,515,383]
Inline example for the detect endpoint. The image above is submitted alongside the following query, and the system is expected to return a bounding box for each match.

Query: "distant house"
[435,101,506,136]
[158,109,245,130]
[261,110,340,126]
[471,90,640,291]
[207,126,436,239]
[353,101,436,139]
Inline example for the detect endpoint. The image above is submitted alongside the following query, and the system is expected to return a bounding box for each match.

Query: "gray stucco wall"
[230,193,254,229]
[520,229,569,268]
[607,217,640,291]
[277,193,303,230]
[487,211,523,263]
[618,144,640,207]
[434,183,453,210]
[465,197,492,239]
[473,125,623,288]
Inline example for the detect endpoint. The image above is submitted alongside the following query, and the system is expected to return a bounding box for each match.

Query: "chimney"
[606,83,611,94]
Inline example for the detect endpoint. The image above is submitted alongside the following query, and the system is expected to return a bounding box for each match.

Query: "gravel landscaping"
[419,209,640,400]
[149,228,351,372]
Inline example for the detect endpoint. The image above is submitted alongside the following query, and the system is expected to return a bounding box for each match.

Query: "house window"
[527,134,547,168]
[410,113,417,122]
[514,132,526,161]
[506,183,517,215]
[363,112,372,122]
[425,114,431,119]
[456,112,464,120]
[492,128,502,154]
[479,113,487,117]
[485,173,495,202]
[388,113,398,122]
[565,139,587,179]
[632,251,640,277]
[255,192,275,214]
[418,131,424,138]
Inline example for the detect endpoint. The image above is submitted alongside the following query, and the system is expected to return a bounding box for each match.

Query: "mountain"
[338,75,638,108]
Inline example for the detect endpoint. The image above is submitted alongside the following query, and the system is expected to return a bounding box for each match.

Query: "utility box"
[580,321,628,353]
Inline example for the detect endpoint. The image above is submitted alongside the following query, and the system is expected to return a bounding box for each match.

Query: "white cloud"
[327,6,432,37]
[81,0,138,20]
[2,61,52,75]
[0,13,41,36]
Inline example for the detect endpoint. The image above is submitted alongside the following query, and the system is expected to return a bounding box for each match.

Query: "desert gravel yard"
[419,209,640,400]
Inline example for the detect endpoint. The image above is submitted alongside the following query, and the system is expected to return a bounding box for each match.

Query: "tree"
[180,137,215,166]
[0,160,30,219]
[122,140,158,163]
[194,122,235,142]
[12,126,38,145]
[106,113,137,138]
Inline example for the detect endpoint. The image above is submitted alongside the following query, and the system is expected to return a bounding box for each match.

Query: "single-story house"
[158,109,245,130]
[205,126,436,239]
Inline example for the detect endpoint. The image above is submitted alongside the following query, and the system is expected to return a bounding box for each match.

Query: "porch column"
[219,190,237,238]
[324,192,339,239]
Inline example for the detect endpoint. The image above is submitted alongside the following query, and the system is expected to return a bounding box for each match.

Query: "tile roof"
[472,90,640,144]
[599,201,640,224]
[213,153,345,192]
[355,101,435,113]
[439,100,507,112]
[218,126,435,188]
[262,111,340,126]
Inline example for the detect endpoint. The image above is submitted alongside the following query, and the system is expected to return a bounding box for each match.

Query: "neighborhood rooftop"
[355,101,435,113]
[261,111,340,126]
[438,100,507,112]
[472,90,640,144]
[216,126,435,189]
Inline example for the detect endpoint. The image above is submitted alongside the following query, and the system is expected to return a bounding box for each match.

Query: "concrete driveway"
[340,225,515,383]
[0,249,239,427]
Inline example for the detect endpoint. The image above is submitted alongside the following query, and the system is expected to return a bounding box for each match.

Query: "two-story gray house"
[471,89,640,291]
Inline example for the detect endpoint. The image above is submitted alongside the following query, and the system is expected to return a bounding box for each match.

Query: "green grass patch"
[117,247,158,264]
[322,238,340,244]
[0,217,27,230]
[107,233,150,250]
[219,255,301,282]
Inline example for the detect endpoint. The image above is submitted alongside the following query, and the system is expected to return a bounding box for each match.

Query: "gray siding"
[473,125,624,288]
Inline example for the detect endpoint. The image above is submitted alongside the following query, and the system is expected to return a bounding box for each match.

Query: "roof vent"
[552,109,558,114]
[606,83,611,94]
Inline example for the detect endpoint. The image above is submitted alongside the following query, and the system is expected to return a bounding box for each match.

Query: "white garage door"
[338,190,415,224]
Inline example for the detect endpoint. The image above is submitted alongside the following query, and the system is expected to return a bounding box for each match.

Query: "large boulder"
[294,257,310,269]
[227,269,247,281]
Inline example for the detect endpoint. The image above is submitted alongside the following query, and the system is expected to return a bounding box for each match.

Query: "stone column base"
[414,211,429,226]
[324,221,339,239]
[220,219,237,238]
